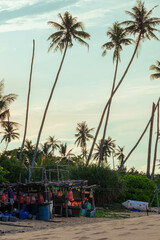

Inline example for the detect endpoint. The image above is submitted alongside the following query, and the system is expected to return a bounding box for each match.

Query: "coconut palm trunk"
[19,40,35,162]
[146,102,155,178]
[151,102,159,180]
[87,33,141,165]
[118,98,160,172]
[99,56,118,165]
[31,42,68,173]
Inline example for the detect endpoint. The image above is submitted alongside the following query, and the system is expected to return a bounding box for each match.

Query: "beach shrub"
[70,165,126,205]
[0,154,28,183]
[121,174,155,203]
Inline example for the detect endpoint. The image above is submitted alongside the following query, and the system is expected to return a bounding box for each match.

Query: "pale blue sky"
[0,0,160,172]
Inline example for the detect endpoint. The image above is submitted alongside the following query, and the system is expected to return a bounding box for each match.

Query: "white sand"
[1,214,160,240]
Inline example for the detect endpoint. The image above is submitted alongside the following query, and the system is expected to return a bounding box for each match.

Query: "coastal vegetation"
[0,0,160,208]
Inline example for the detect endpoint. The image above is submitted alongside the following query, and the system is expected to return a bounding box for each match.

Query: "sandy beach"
[0,212,160,240]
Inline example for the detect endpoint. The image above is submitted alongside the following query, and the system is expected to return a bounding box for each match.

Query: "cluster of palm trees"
[1,1,160,178]
[0,81,19,151]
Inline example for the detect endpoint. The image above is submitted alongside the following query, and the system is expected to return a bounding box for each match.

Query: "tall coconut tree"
[1,121,20,151]
[87,1,160,165]
[99,22,133,164]
[118,98,160,172]
[150,60,160,80]
[146,103,155,177]
[31,12,90,173]
[151,102,159,180]
[47,136,60,155]
[75,121,94,159]
[19,40,35,162]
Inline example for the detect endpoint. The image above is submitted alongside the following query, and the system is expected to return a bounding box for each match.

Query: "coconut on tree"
[31,12,90,174]
[87,0,160,165]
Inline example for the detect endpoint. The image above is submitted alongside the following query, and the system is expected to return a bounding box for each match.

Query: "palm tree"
[24,139,35,152]
[93,137,116,165]
[87,0,160,165]
[19,40,35,162]
[99,22,133,164]
[59,143,75,163]
[47,136,60,155]
[118,97,160,172]
[75,121,94,159]
[40,142,51,156]
[1,121,20,151]
[151,102,159,180]
[150,60,160,80]
[0,80,17,125]
[31,12,90,174]
[115,146,125,168]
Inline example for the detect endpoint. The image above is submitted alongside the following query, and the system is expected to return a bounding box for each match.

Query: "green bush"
[0,154,28,183]
[70,165,125,205]
[121,174,155,203]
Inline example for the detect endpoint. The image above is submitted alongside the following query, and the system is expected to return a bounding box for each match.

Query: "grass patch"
[95,208,130,219]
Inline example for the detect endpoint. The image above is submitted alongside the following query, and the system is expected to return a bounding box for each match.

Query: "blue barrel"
[38,204,50,221]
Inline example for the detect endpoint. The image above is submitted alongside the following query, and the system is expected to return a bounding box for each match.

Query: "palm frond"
[72,35,89,49]
[47,21,64,30]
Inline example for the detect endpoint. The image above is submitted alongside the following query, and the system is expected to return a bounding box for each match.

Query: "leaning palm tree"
[47,136,60,155]
[75,121,94,159]
[87,0,160,165]
[31,12,90,174]
[99,22,133,164]
[19,40,35,162]
[150,60,160,80]
[1,121,20,151]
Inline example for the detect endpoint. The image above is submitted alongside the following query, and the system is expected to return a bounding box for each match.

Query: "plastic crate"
[1,216,9,221]
[71,207,81,217]
[9,216,17,222]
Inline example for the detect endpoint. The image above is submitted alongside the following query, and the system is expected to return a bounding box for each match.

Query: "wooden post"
[147,103,155,178]
[65,189,68,217]
[91,188,95,210]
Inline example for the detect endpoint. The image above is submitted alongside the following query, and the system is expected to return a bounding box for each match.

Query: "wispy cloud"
[0,0,40,12]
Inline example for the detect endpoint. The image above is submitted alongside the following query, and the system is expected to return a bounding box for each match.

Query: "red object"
[30,195,36,204]
[25,195,30,205]
[38,193,44,204]
[14,194,17,201]
[19,195,24,204]
[57,190,62,197]
[2,193,6,203]
[68,190,73,201]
